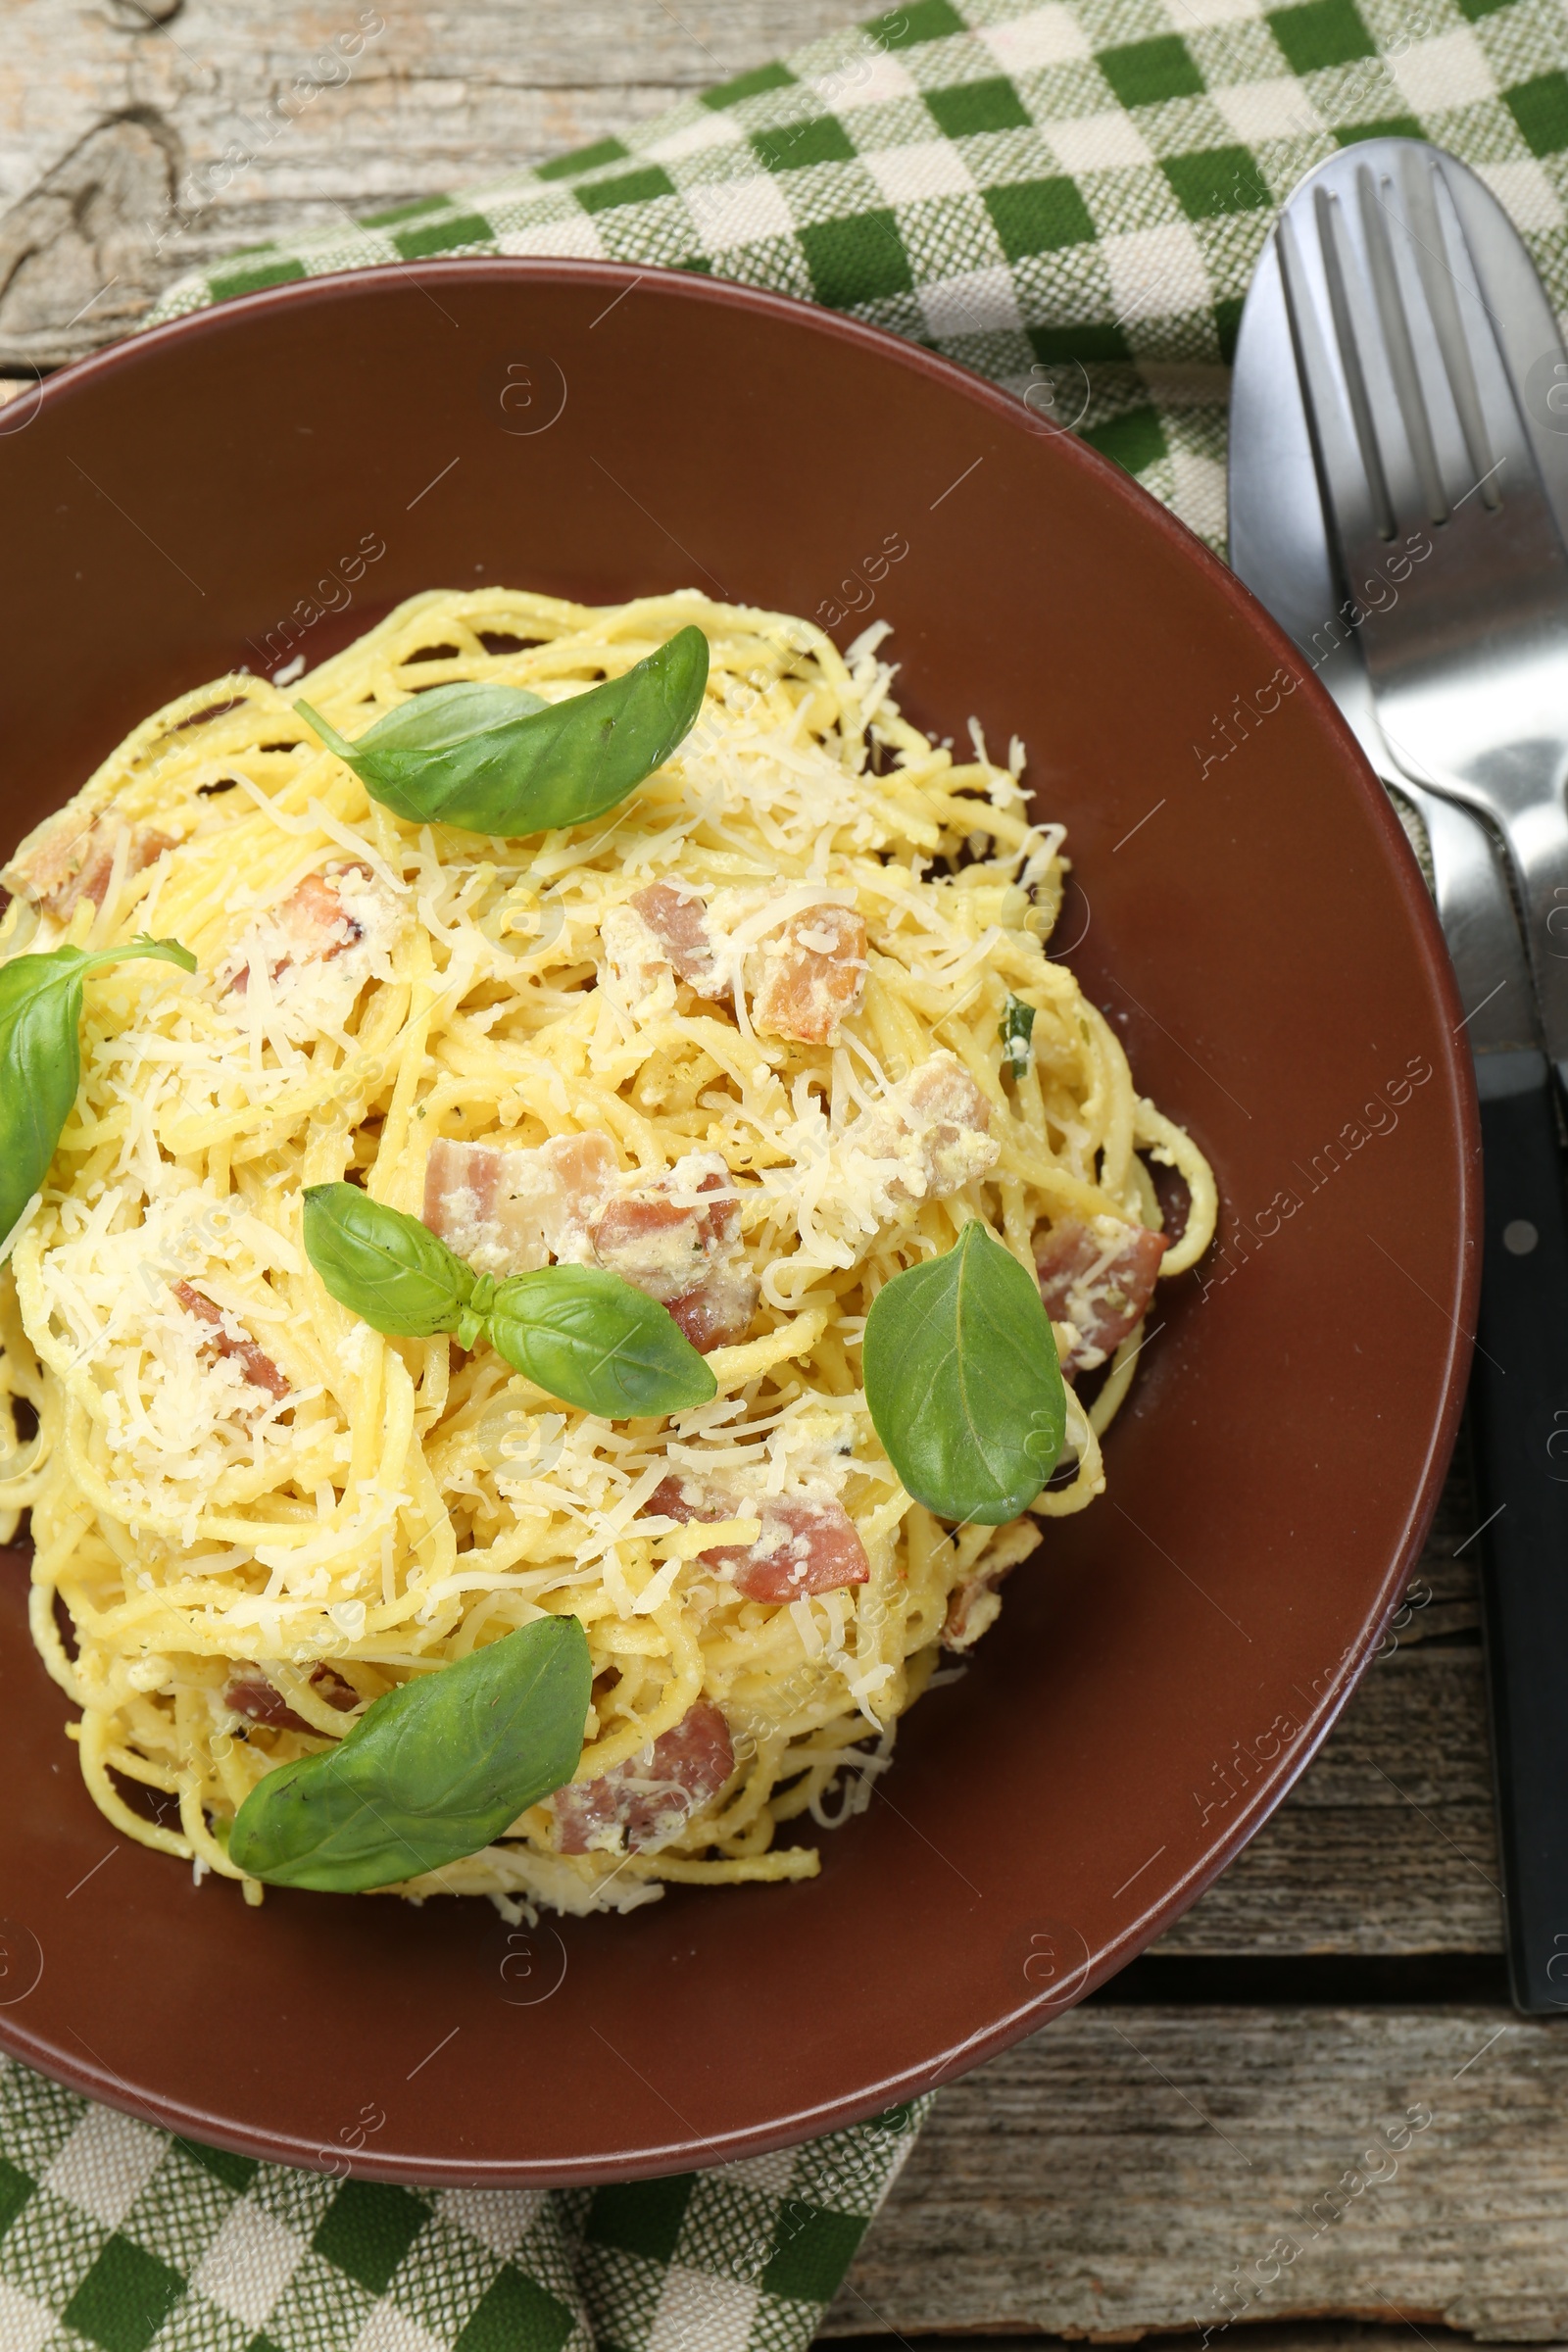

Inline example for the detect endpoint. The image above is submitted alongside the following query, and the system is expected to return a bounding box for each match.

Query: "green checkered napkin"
[0,2056,927,2350]
[145,0,1568,552]
[12,0,1564,2344]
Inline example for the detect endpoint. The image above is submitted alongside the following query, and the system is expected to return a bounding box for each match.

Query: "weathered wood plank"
[847,2335,1567,2352]
[0,0,871,364]
[1156,1642,1502,1956]
[827,2005,1568,2344]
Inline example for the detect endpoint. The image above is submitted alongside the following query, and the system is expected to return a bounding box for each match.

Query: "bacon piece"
[1035,1214,1167,1374]
[173,1280,290,1400]
[543,1132,619,1212]
[229,862,375,997]
[894,1056,996,1195]
[2,808,173,918]
[629,882,725,994]
[647,1475,716,1532]
[422,1132,617,1277]
[555,1698,735,1855]
[751,905,866,1045]
[423,1138,502,1255]
[667,1262,758,1354]
[590,1195,710,1301]
[602,882,728,1004]
[851,1050,999,1205]
[423,1140,757,1344]
[719,1497,871,1604]
[589,1163,740,1304]
[647,1476,870,1603]
[224,1662,358,1733]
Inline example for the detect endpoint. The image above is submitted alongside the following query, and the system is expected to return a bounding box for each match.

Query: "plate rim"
[0,254,1481,2180]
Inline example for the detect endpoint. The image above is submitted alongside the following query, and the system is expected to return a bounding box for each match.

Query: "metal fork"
[1277,141,1568,1092]
[1254,136,1568,2016]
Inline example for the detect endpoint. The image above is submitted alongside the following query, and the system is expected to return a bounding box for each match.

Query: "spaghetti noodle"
[0,588,1214,1915]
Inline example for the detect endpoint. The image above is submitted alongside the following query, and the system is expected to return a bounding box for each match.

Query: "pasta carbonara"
[0,588,1213,1915]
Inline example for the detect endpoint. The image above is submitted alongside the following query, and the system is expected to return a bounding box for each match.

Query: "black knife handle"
[1471,1049,1568,2014]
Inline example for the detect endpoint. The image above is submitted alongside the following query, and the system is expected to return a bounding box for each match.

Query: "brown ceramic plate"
[0,261,1476,2184]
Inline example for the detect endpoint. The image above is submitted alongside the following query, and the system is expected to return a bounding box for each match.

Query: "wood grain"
[840,2337,1561,2352]
[823,1468,1541,2340]
[1158,1640,1502,1956]
[828,2004,1568,2343]
[0,0,871,365]
[846,2337,1544,2352]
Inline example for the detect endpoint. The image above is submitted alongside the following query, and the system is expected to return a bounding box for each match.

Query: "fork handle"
[1486,793,1568,1090]
[1470,1047,1568,2013]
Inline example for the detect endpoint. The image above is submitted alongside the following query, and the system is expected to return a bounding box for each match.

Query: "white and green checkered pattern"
[18,0,1561,2337]
[145,0,1568,551]
[0,2055,927,2352]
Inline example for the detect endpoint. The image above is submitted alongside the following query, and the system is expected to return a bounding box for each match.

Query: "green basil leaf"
[314,681,549,759]
[1000,995,1036,1075]
[303,1183,475,1338]
[227,1615,592,1891]
[863,1222,1065,1525]
[488,1264,717,1418]
[295,624,710,836]
[304,1186,715,1414]
[0,937,197,1256]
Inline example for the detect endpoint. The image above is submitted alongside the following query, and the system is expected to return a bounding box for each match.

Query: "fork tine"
[1309,187,1397,543]
[1282,143,1554,574]
[1357,164,1448,524]
[1278,204,1393,575]
[1369,150,1531,522]
[1270,135,1568,1089]
[1398,155,1500,510]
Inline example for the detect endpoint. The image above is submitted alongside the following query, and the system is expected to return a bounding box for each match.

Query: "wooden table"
[6,5,1566,2339]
